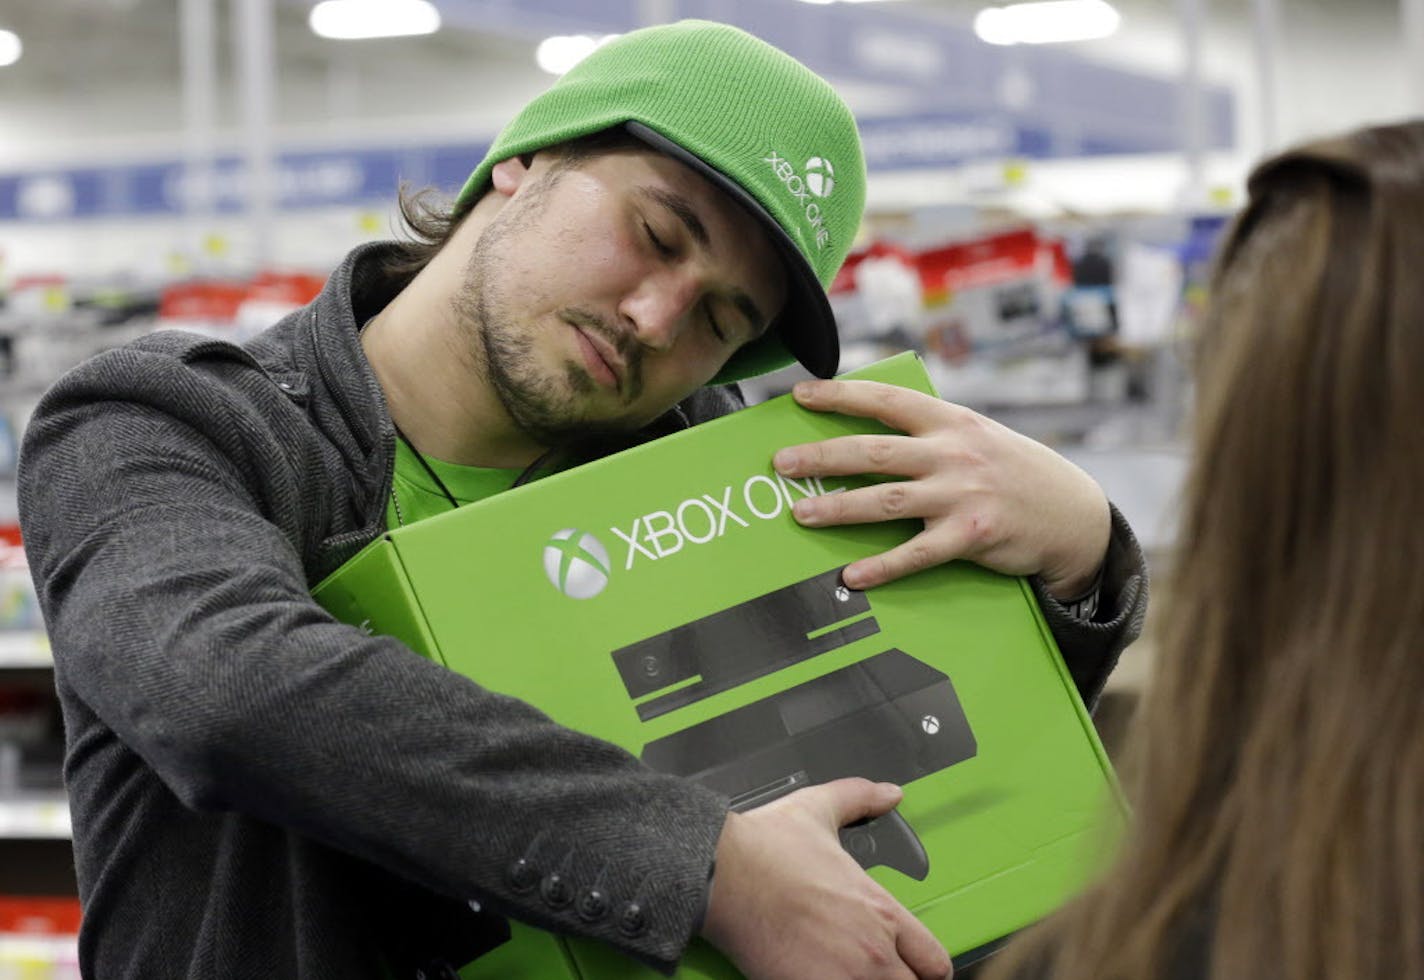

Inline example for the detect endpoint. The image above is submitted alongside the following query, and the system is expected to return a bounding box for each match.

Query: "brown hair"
[374,127,645,292]
[984,120,1424,980]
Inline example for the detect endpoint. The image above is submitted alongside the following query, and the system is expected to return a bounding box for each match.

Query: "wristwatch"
[1059,565,1104,623]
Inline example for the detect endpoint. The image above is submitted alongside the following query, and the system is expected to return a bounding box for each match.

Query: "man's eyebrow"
[638,186,710,249]
[636,185,771,336]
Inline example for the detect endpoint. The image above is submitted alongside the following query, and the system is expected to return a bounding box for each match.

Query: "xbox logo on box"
[805,157,835,198]
[544,528,612,599]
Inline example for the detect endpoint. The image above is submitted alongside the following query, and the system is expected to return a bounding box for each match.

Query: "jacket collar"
[303,241,405,460]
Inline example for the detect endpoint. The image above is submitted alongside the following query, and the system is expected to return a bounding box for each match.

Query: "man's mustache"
[564,308,642,399]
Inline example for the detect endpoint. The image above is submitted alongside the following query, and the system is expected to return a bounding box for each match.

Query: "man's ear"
[490,156,531,197]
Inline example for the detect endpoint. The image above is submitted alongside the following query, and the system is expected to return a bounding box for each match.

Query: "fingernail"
[841,565,865,589]
[792,381,817,400]
[793,498,819,523]
[773,449,799,473]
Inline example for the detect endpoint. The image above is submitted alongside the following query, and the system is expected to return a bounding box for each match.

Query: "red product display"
[158,272,327,326]
[915,228,1070,363]
[157,281,249,323]
[915,227,1068,304]
[829,240,917,296]
[0,897,81,935]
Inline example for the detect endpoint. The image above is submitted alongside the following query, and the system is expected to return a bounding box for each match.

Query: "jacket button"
[576,887,609,922]
[506,858,538,893]
[540,872,574,909]
[617,901,648,938]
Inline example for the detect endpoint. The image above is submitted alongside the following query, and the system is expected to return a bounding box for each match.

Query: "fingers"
[775,433,935,480]
[707,781,950,980]
[778,378,1113,592]
[810,777,904,827]
[894,902,954,980]
[842,528,979,590]
[787,479,921,528]
[783,476,983,590]
[791,379,953,438]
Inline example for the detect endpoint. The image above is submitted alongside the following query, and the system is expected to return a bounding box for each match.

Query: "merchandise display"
[1,5,1258,969]
[315,353,1125,977]
[0,210,1194,979]
[0,525,73,974]
[5,0,1409,967]
[0,898,80,978]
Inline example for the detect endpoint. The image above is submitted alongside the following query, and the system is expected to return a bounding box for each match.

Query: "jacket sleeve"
[1029,503,1149,710]
[17,350,724,974]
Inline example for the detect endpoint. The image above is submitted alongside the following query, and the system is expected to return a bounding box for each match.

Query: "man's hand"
[701,778,951,980]
[772,380,1110,600]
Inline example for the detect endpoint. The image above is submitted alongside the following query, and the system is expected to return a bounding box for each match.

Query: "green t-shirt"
[385,437,526,529]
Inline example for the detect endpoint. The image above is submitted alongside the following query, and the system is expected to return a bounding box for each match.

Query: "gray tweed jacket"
[17,242,1147,979]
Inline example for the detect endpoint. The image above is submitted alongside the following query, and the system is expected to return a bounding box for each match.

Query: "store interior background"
[0,0,1419,967]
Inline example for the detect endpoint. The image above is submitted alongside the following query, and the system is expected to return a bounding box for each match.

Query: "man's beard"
[451,171,650,449]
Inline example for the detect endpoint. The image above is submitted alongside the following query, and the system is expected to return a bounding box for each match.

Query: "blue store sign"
[0,143,490,222]
[1,0,1236,222]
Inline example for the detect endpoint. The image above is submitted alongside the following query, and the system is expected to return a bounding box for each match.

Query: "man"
[17,20,1146,980]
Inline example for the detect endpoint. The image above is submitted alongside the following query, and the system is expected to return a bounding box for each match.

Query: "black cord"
[392,423,460,511]
[393,421,560,504]
[391,382,700,501]
[511,447,560,489]
[507,403,690,489]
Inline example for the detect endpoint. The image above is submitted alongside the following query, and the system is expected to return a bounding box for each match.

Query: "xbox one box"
[313,352,1124,979]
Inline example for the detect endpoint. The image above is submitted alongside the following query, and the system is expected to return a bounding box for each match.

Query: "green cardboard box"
[314,352,1124,978]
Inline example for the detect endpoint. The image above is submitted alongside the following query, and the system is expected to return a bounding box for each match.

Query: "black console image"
[612,567,880,720]
[637,647,978,880]
[613,569,978,879]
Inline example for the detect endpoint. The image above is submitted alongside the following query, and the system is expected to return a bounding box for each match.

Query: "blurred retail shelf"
[0,634,50,671]
[0,797,70,840]
[0,935,80,977]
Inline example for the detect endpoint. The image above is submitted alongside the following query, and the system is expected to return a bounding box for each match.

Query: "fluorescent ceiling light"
[0,29,22,67]
[536,34,619,75]
[975,0,1120,45]
[309,0,441,41]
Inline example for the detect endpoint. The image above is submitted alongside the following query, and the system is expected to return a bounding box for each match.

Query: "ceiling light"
[0,29,21,67]
[975,0,1120,45]
[308,0,441,41]
[535,34,618,75]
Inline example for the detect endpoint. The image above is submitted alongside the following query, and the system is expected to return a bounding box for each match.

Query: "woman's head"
[1195,121,1424,644]
[1179,120,1424,742]
[985,119,1424,980]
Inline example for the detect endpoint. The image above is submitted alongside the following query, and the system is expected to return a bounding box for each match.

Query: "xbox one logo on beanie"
[805,157,835,198]
[544,529,612,599]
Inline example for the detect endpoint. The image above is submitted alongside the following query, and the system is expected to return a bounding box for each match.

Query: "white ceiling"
[0,0,1398,103]
[0,0,1412,160]
[0,0,1413,278]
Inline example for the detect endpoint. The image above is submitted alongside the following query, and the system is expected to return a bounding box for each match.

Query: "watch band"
[1059,564,1105,623]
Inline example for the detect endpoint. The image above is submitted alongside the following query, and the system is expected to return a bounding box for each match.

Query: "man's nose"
[620,272,700,352]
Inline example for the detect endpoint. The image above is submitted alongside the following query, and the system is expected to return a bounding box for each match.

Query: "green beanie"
[453,19,867,384]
